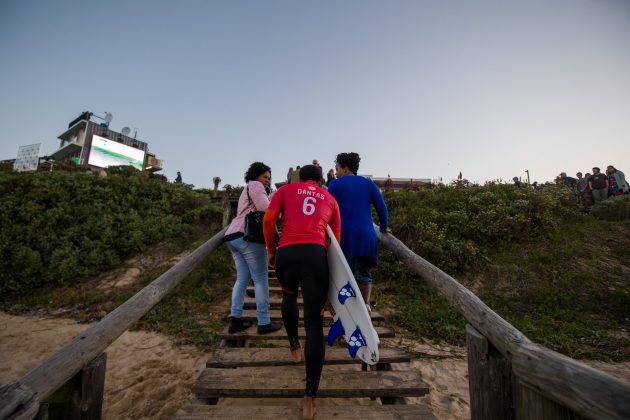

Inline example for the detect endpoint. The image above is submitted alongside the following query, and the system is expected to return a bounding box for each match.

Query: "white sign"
[88,135,145,170]
[13,143,41,172]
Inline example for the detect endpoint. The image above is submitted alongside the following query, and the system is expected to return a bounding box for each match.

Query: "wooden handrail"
[376,227,630,420]
[0,227,228,419]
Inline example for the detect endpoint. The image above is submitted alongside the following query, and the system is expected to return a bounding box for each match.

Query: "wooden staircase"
[174,270,436,419]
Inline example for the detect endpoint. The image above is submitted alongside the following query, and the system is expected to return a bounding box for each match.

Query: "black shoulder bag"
[243,186,266,243]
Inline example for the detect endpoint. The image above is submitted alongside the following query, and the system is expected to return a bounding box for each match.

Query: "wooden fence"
[376,226,630,420]
[0,227,228,420]
[1,222,629,419]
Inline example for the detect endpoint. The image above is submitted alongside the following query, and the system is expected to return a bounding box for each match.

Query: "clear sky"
[1,0,629,188]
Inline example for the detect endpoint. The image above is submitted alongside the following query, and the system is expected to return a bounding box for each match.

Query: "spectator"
[559,172,577,188]
[286,167,294,184]
[606,165,629,196]
[175,171,182,183]
[326,169,335,186]
[290,165,301,184]
[588,167,609,204]
[576,172,592,209]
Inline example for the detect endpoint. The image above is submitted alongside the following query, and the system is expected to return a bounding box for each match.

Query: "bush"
[590,194,630,221]
[0,170,222,294]
[383,183,579,274]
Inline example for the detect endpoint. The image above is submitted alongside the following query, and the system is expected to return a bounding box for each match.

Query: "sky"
[1,0,629,188]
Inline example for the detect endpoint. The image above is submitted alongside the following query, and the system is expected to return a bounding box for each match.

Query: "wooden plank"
[46,352,107,420]
[246,288,376,301]
[511,342,627,420]
[2,227,228,406]
[218,326,395,341]
[193,366,429,398]
[174,403,436,419]
[514,381,587,420]
[206,347,410,368]
[466,325,513,420]
[244,296,300,308]
[241,309,385,322]
[0,383,40,420]
[377,227,630,420]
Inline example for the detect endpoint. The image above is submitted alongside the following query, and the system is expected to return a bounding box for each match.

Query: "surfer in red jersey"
[263,164,341,419]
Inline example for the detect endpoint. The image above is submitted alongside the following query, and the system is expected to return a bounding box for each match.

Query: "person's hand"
[380,226,391,234]
[268,252,276,268]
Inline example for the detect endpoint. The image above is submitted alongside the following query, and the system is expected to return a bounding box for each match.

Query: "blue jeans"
[226,237,270,324]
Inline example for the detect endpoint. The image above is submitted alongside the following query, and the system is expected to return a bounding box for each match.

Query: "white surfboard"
[326,226,380,365]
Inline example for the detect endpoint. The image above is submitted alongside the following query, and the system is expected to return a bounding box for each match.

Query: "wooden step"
[240,309,385,322]
[246,286,282,297]
[244,296,377,309]
[174,403,436,419]
[192,366,429,399]
[244,296,300,308]
[207,347,410,368]
[218,326,395,341]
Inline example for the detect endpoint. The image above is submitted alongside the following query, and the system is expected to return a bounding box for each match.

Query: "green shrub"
[0,171,222,294]
[590,194,630,221]
[384,183,579,274]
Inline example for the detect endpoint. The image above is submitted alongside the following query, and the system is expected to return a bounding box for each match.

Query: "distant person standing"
[606,165,628,196]
[290,165,301,184]
[588,167,609,204]
[286,167,294,184]
[326,169,335,186]
[175,171,182,183]
[576,172,592,209]
[328,152,388,313]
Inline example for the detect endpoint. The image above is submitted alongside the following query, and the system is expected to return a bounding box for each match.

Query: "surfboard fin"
[347,327,367,359]
[327,317,345,346]
[338,282,357,304]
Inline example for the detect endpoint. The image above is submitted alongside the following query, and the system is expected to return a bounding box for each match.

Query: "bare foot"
[298,396,316,419]
[290,347,302,363]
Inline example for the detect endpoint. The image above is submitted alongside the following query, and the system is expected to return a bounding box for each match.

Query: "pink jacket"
[225,180,270,236]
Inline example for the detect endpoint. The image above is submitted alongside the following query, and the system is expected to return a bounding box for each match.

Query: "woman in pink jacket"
[223,162,282,334]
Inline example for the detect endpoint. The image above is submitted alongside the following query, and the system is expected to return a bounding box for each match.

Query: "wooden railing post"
[45,353,107,420]
[466,325,513,420]
[514,380,587,420]
[221,188,232,228]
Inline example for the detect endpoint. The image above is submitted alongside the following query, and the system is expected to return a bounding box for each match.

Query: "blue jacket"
[328,176,388,265]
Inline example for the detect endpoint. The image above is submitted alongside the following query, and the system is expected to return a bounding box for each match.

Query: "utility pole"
[525,170,530,184]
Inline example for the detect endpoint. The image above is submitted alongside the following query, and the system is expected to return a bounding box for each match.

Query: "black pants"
[276,243,329,397]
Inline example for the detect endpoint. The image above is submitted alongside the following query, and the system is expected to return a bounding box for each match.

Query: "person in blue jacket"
[328,152,388,313]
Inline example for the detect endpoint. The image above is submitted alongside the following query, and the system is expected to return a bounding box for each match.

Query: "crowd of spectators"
[557,165,628,210]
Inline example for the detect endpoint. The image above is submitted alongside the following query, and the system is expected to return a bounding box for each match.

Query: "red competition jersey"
[264,182,341,252]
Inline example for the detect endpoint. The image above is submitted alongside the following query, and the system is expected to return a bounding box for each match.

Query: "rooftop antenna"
[121,126,131,136]
[133,127,138,138]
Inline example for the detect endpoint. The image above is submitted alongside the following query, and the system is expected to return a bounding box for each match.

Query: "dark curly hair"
[299,164,322,182]
[245,162,271,182]
[335,152,361,175]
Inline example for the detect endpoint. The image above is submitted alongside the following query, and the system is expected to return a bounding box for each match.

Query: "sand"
[2,312,629,420]
[0,313,207,419]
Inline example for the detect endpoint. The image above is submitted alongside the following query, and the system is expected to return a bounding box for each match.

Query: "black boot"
[257,321,282,334]
[228,316,252,334]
